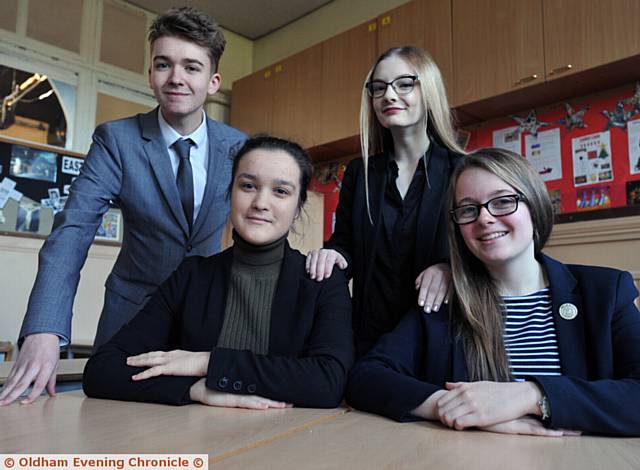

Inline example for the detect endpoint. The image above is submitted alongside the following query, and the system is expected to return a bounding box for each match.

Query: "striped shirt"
[502,288,562,381]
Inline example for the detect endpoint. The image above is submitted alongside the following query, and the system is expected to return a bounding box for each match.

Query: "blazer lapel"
[192,118,229,237]
[424,311,468,383]
[140,108,190,236]
[543,255,589,377]
[415,142,448,270]
[268,243,306,353]
[362,154,387,285]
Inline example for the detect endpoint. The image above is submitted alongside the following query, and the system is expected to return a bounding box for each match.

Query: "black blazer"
[346,255,640,436]
[327,141,461,352]
[83,243,354,408]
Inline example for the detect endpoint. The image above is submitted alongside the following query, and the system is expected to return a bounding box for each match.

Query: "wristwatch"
[538,395,551,423]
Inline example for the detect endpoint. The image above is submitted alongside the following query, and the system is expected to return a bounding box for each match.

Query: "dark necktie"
[173,138,194,231]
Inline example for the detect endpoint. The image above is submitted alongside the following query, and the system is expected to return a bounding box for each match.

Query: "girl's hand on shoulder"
[127,350,210,381]
[415,262,451,313]
[306,248,348,281]
[189,379,291,410]
[435,381,541,430]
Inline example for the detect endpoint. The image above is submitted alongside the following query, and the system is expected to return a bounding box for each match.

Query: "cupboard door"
[378,0,454,95]
[230,67,274,136]
[543,0,640,80]
[271,44,323,149]
[377,0,427,51]
[319,21,378,144]
[452,0,545,105]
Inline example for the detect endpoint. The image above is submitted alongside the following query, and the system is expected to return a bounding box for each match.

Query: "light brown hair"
[148,7,226,72]
[447,147,554,381]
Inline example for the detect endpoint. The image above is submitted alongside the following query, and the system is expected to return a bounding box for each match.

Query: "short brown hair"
[148,7,226,72]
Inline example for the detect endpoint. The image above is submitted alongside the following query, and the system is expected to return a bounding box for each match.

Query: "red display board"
[465,83,640,215]
[313,84,640,241]
[310,161,347,241]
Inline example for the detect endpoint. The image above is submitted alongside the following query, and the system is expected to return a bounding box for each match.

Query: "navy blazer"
[83,243,354,408]
[327,141,461,354]
[21,108,246,347]
[346,255,640,436]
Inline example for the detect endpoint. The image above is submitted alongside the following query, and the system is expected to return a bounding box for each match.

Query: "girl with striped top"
[347,148,640,436]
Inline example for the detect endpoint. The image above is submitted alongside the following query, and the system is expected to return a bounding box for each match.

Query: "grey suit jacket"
[20,108,246,347]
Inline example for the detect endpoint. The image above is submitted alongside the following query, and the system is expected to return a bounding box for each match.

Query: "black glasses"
[450,194,525,225]
[365,75,419,98]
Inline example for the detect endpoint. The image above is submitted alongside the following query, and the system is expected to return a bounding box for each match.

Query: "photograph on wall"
[571,131,613,187]
[525,128,562,182]
[15,197,41,233]
[576,186,611,211]
[628,119,640,175]
[9,145,57,183]
[0,177,22,209]
[627,180,640,206]
[492,126,521,154]
[548,189,561,214]
[95,210,122,242]
[41,188,68,215]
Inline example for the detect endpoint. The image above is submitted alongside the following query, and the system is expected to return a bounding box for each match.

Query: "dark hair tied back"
[230,135,314,210]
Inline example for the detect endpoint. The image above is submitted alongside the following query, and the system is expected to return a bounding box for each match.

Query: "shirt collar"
[157,109,208,149]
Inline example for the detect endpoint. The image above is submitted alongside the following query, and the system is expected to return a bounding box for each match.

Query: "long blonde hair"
[360,46,464,223]
[447,148,554,381]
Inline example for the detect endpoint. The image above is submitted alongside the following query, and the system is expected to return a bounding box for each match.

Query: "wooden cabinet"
[377,0,453,93]
[232,0,640,156]
[543,0,640,80]
[452,0,545,106]
[271,44,323,148]
[318,21,378,144]
[230,66,274,136]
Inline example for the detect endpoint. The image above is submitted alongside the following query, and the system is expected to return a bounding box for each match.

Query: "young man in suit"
[0,7,245,405]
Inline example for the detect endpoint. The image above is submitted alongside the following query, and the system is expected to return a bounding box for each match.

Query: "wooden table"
[1,391,638,469]
[219,410,640,469]
[0,391,347,460]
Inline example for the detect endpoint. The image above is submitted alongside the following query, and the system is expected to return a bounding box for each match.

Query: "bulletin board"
[310,161,347,241]
[0,135,122,244]
[464,82,640,220]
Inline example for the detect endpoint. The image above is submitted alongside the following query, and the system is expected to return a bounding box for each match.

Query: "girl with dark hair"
[84,136,353,409]
[347,148,640,436]
[307,46,464,356]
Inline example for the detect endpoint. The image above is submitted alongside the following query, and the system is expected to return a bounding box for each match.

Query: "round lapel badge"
[559,303,578,320]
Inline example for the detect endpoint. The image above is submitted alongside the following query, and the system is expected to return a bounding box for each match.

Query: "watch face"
[539,396,550,420]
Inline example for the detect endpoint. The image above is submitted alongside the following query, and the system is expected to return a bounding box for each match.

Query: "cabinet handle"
[264,70,272,79]
[381,15,391,26]
[514,74,538,85]
[275,64,283,73]
[368,22,377,32]
[548,64,573,75]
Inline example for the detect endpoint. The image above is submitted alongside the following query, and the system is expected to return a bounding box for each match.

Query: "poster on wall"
[492,126,521,154]
[628,119,640,175]
[571,131,613,187]
[95,210,122,242]
[576,185,611,211]
[525,128,562,182]
[627,180,640,205]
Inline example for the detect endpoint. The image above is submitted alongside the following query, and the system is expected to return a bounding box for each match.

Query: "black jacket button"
[218,377,229,388]
[247,384,256,393]
[233,380,243,391]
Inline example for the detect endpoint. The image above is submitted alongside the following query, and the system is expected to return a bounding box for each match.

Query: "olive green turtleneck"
[216,231,286,355]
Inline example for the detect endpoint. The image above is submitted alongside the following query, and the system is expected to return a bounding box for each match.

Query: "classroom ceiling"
[125,0,333,40]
